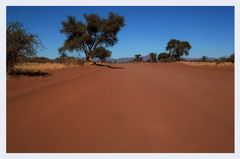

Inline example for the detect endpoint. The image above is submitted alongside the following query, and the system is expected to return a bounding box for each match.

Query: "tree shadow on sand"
[9,70,49,77]
[93,63,125,69]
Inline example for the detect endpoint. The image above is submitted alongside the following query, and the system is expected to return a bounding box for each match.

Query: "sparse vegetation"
[7,22,43,72]
[55,52,84,65]
[229,54,234,63]
[158,52,171,62]
[215,56,231,64]
[149,53,157,62]
[134,54,143,62]
[9,62,80,77]
[59,12,125,63]
[13,63,73,72]
[6,18,233,78]
[217,54,234,64]
[201,56,208,62]
[179,61,233,67]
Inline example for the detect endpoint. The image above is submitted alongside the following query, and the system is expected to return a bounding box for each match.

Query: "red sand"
[7,63,234,152]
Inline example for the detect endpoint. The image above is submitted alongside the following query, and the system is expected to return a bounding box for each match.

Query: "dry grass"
[13,63,78,72]
[178,61,233,67]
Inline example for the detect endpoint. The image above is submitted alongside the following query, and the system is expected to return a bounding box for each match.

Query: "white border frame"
[1,0,239,159]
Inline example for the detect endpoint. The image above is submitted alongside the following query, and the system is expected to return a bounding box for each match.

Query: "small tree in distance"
[149,53,157,62]
[59,12,125,63]
[201,56,208,62]
[134,54,142,62]
[229,54,234,63]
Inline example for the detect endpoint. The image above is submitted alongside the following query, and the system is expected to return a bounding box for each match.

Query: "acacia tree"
[134,54,142,62]
[149,53,157,62]
[7,22,43,72]
[166,39,191,61]
[93,47,111,62]
[59,12,125,63]
[59,52,68,59]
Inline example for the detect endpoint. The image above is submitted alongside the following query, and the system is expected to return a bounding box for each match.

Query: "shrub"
[229,54,234,63]
[158,52,172,62]
[7,22,43,72]
[149,53,157,62]
[215,57,228,64]
[201,56,208,62]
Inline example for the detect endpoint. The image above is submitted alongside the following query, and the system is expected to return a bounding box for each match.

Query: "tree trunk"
[86,56,93,63]
[85,51,93,64]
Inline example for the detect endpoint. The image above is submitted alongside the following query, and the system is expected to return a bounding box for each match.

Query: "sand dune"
[7,63,234,152]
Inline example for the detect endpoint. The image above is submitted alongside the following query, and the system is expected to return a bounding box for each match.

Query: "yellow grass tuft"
[178,61,233,67]
[13,63,78,72]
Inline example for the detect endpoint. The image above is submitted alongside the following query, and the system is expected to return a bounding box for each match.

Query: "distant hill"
[183,57,216,61]
[107,57,133,63]
[107,55,151,63]
[17,55,54,63]
[142,55,151,61]
[107,55,218,63]
[18,55,218,64]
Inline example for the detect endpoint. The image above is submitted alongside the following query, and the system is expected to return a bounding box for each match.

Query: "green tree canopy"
[7,22,43,71]
[59,12,125,63]
[93,47,112,62]
[166,39,191,61]
[59,52,68,59]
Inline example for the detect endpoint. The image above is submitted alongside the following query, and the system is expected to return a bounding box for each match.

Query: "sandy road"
[7,63,234,152]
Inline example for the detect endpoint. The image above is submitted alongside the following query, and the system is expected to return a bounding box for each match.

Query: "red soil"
[7,63,234,152]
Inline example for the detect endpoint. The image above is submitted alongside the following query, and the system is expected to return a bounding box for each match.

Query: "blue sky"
[7,6,234,59]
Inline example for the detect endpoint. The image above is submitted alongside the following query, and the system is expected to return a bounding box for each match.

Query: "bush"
[215,54,234,64]
[159,58,174,63]
[7,22,43,72]
[201,56,208,62]
[229,54,234,63]
[158,52,173,62]
[215,57,228,64]
[55,57,84,65]
[149,53,157,62]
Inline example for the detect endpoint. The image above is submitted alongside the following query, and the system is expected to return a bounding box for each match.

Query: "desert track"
[7,63,234,152]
